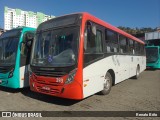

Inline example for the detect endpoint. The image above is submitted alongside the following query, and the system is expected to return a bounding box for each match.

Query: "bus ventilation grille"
[0,66,13,73]
[33,70,67,77]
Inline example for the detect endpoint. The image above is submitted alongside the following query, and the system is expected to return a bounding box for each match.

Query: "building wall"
[145,32,160,40]
[4,6,55,30]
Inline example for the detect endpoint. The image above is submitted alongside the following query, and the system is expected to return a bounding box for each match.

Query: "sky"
[0,0,160,29]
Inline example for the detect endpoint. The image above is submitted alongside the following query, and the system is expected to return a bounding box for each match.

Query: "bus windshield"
[0,31,20,66]
[146,39,160,46]
[31,27,79,67]
[146,47,159,63]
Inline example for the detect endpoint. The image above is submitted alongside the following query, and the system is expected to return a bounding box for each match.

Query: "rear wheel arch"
[133,64,140,79]
[107,69,115,86]
[99,69,115,95]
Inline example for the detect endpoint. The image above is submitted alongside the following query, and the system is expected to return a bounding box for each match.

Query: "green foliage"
[118,26,157,35]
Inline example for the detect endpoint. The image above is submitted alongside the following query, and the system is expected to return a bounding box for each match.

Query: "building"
[4,6,55,30]
[157,27,160,32]
[145,32,160,41]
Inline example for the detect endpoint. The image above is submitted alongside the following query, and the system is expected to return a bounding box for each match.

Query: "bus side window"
[84,21,103,65]
[119,35,128,54]
[129,39,135,55]
[21,32,34,66]
[135,42,141,55]
[140,44,145,56]
[105,29,118,53]
[84,23,102,54]
[84,22,97,53]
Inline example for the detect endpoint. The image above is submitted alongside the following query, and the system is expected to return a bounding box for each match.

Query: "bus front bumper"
[146,63,160,69]
[0,74,19,89]
[30,75,83,100]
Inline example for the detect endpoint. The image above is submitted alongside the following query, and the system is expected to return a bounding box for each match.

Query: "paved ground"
[0,69,160,120]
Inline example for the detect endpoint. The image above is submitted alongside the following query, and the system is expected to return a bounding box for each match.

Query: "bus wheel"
[133,65,140,79]
[100,72,112,95]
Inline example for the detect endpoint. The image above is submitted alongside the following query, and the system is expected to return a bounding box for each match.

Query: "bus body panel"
[83,55,146,98]
[83,56,118,98]
[0,72,19,88]
[0,27,36,88]
[19,65,30,88]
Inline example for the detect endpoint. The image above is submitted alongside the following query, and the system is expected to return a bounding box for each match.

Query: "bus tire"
[133,65,140,79]
[100,72,112,95]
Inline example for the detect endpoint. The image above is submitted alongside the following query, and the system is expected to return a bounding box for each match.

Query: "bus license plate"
[42,86,50,91]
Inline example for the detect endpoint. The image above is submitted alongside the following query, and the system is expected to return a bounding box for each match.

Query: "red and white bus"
[29,12,146,100]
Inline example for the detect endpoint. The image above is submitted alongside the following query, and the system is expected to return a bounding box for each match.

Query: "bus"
[0,27,35,88]
[145,32,160,69]
[29,13,146,100]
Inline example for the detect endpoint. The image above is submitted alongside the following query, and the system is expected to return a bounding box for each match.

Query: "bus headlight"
[65,69,77,84]
[8,68,14,78]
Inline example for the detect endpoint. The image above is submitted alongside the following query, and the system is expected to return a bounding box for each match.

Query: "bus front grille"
[33,70,67,77]
[34,71,67,77]
[0,66,13,73]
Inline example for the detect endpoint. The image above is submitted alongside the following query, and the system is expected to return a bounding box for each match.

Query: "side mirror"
[26,40,32,47]
[26,33,34,40]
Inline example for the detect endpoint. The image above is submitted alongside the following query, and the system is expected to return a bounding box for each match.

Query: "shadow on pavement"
[0,86,22,93]
[21,87,80,106]
[145,68,159,71]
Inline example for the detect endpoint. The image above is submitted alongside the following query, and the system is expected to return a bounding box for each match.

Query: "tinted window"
[105,29,118,53]
[21,32,34,66]
[85,29,102,54]
[84,22,104,65]
[129,39,135,54]
[135,42,141,55]
[0,35,19,66]
[119,35,128,54]
[146,47,158,63]
[140,44,145,55]
[95,30,102,53]
[21,32,34,57]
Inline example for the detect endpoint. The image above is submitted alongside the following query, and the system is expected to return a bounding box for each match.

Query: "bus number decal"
[56,78,63,83]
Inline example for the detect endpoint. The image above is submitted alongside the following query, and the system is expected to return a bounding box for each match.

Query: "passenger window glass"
[105,29,118,53]
[21,32,34,57]
[135,42,141,55]
[84,21,104,65]
[85,28,102,53]
[95,30,102,53]
[21,42,28,57]
[119,35,128,54]
[140,44,145,55]
[129,39,135,54]
[21,32,34,66]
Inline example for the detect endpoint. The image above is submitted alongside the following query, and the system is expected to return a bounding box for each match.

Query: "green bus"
[145,32,160,69]
[0,27,35,88]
